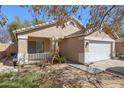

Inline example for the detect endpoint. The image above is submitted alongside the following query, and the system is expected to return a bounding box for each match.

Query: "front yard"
[0,63,124,88]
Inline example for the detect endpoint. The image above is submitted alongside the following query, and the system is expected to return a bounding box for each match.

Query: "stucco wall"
[17,24,80,39]
[115,42,124,55]
[18,38,28,53]
[84,31,115,42]
[59,37,84,63]
[87,31,111,38]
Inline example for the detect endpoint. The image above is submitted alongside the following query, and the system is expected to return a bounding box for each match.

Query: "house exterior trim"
[84,37,115,42]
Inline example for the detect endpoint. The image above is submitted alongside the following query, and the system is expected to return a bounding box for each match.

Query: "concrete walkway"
[68,63,103,74]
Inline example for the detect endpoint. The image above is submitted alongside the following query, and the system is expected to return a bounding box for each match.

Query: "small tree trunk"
[17,62,21,73]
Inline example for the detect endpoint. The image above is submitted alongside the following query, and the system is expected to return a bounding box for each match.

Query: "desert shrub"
[54,55,66,63]
[0,72,63,88]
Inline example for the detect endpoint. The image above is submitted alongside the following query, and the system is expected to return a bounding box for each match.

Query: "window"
[28,41,36,53]
[36,42,44,53]
[28,41,44,53]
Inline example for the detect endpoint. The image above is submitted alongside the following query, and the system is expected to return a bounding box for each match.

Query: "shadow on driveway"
[106,67,124,76]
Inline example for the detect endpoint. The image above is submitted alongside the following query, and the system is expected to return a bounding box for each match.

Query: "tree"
[119,32,124,38]
[7,16,31,42]
[0,5,123,31]
[0,5,123,34]
[31,20,45,25]
[7,15,46,43]
[0,6,8,28]
[7,21,20,42]
[0,29,10,43]
[19,5,123,34]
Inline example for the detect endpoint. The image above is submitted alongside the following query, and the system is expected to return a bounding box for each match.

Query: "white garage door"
[88,41,111,63]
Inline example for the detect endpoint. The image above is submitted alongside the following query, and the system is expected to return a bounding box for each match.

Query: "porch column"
[55,37,59,54]
[50,37,55,55]
[50,37,59,55]
[84,40,90,64]
[111,41,116,58]
[18,36,28,64]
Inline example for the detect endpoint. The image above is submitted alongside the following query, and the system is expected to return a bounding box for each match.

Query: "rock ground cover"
[0,63,124,88]
[0,63,17,73]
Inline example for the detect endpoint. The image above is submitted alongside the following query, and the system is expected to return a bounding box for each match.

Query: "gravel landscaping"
[0,63,17,73]
[0,63,124,88]
[20,63,124,88]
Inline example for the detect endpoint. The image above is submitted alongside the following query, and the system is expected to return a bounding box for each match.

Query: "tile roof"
[13,16,85,34]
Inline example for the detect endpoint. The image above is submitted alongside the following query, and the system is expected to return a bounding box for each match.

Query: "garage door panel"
[89,41,111,63]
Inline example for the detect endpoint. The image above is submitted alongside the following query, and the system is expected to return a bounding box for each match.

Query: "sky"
[0,5,91,42]
[1,5,33,23]
[1,5,91,26]
[1,5,123,42]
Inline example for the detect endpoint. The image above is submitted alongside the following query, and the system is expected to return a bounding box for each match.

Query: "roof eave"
[12,16,86,35]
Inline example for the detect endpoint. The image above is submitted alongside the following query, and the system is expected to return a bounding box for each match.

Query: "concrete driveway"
[90,59,124,71]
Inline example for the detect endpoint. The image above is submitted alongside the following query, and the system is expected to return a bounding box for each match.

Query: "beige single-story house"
[12,17,117,64]
[115,38,124,55]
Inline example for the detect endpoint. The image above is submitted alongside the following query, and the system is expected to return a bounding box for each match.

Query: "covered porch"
[18,36,60,64]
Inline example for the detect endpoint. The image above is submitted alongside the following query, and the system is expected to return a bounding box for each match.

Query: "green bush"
[0,72,63,88]
[54,55,65,63]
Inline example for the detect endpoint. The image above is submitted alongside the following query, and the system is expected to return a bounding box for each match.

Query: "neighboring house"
[0,42,17,58]
[0,43,10,53]
[12,17,116,65]
[115,38,124,55]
